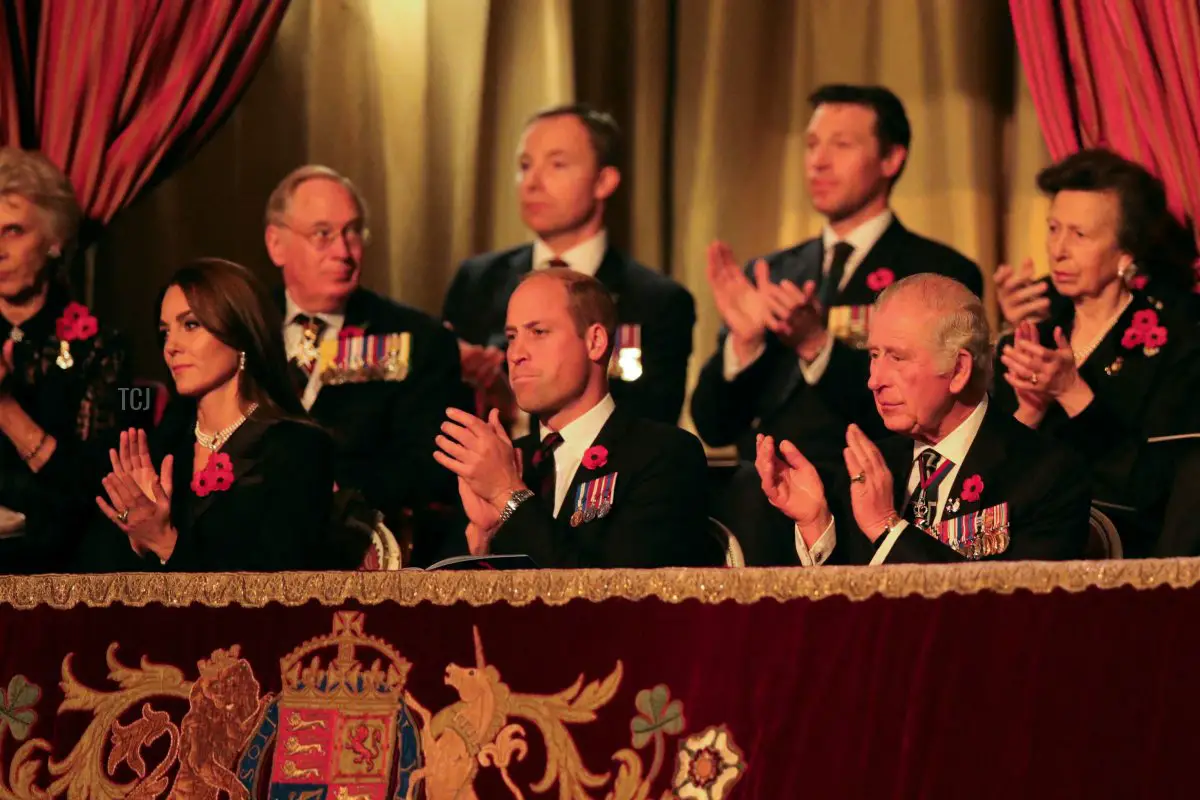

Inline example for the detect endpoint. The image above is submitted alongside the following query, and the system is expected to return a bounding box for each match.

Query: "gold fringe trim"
[2,559,1198,609]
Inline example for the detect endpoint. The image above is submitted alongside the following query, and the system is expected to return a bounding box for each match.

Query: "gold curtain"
[96,0,1052,403]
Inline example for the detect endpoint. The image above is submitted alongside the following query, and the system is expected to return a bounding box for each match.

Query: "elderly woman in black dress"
[0,147,129,571]
[993,149,1200,556]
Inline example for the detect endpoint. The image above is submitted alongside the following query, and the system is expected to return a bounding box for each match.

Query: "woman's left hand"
[96,429,177,561]
[1001,325,1079,398]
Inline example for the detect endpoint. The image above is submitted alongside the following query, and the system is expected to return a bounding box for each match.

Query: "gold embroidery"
[1,560,1198,610]
[0,614,741,799]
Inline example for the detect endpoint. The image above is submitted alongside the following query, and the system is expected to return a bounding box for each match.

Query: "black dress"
[0,286,129,572]
[73,402,338,572]
[992,288,1200,556]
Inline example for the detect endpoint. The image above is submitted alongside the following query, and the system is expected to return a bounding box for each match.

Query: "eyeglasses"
[277,219,371,251]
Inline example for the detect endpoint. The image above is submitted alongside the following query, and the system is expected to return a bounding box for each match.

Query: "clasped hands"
[755,424,897,547]
[433,407,526,554]
[96,428,177,562]
[705,241,828,362]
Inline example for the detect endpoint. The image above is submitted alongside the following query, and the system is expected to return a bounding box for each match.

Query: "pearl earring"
[47,246,60,258]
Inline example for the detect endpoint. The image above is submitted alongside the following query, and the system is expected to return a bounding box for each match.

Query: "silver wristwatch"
[498,489,534,526]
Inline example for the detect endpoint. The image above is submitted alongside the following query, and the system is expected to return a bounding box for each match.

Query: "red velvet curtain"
[1010,0,1200,269]
[0,0,289,236]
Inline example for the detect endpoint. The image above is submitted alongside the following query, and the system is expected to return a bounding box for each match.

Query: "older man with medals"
[755,274,1091,565]
[433,269,722,569]
[264,165,471,566]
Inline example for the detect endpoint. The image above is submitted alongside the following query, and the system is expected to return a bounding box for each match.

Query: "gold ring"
[850,472,866,484]
[117,509,129,523]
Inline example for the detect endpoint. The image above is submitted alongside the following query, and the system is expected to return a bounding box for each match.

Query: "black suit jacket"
[281,288,471,549]
[74,408,335,572]
[443,244,696,425]
[992,289,1200,556]
[691,217,982,470]
[488,407,723,568]
[824,404,1092,565]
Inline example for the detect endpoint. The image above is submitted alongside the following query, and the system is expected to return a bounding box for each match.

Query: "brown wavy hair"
[158,258,307,422]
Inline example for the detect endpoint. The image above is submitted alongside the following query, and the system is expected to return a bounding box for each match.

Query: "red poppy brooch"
[866,268,895,293]
[192,452,235,497]
[54,302,98,370]
[960,474,984,503]
[1120,309,1167,357]
[582,445,609,470]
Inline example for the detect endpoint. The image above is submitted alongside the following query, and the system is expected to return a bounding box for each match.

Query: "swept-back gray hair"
[0,147,81,254]
[874,273,992,394]
[264,164,369,228]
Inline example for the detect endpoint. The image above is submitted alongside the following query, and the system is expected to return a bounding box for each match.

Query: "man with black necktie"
[442,103,695,429]
[691,84,982,564]
[264,165,471,564]
[754,274,1090,565]
[692,85,982,469]
[433,269,722,568]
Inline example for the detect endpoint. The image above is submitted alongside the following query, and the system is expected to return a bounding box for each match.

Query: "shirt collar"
[284,290,346,330]
[912,396,989,467]
[821,208,893,256]
[540,393,616,456]
[531,229,608,277]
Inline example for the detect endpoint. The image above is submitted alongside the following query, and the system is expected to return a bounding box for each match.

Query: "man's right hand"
[755,434,832,545]
[705,241,770,360]
[995,258,1051,326]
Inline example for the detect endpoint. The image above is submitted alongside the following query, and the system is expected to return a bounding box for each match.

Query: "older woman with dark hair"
[0,147,129,572]
[75,259,339,572]
[993,149,1200,556]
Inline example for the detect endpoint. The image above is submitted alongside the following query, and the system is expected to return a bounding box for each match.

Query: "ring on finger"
[116,508,130,523]
[1030,373,1039,385]
[850,471,866,484]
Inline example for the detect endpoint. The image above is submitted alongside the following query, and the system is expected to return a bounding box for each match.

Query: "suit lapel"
[881,437,914,515]
[182,418,271,528]
[557,410,629,524]
[943,407,1008,518]
[594,247,627,307]
[491,247,534,349]
[835,218,907,304]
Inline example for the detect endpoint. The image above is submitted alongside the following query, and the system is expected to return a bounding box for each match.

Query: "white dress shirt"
[538,393,616,517]
[532,229,608,276]
[283,291,346,410]
[795,396,989,566]
[722,208,894,384]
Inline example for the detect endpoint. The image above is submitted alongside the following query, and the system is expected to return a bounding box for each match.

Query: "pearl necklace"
[1072,294,1134,367]
[195,403,258,452]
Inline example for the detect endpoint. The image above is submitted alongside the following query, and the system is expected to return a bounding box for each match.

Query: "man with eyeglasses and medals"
[754,275,1090,566]
[265,166,471,566]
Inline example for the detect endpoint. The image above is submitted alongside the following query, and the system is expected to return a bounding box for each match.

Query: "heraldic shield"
[257,611,414,800]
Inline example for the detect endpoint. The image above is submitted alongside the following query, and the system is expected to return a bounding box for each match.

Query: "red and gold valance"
[0,560,1197,798]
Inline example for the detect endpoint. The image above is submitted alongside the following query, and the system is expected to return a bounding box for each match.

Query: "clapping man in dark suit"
[692,85,983,470]
[756,274,1090,565]
[265,165,471,564]
[443,104,695,428]
[434,269,722,568]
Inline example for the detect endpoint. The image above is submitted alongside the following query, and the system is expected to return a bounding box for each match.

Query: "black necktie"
[530,431,564,503]
[820,241,855,315]
[904,449,950,530]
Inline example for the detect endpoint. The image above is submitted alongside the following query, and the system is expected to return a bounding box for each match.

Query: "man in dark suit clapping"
[443,104,695,428]
[434,269,722,569]
[692,85,983,470]
[264,165,471,564]
[755,274,1090,566]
